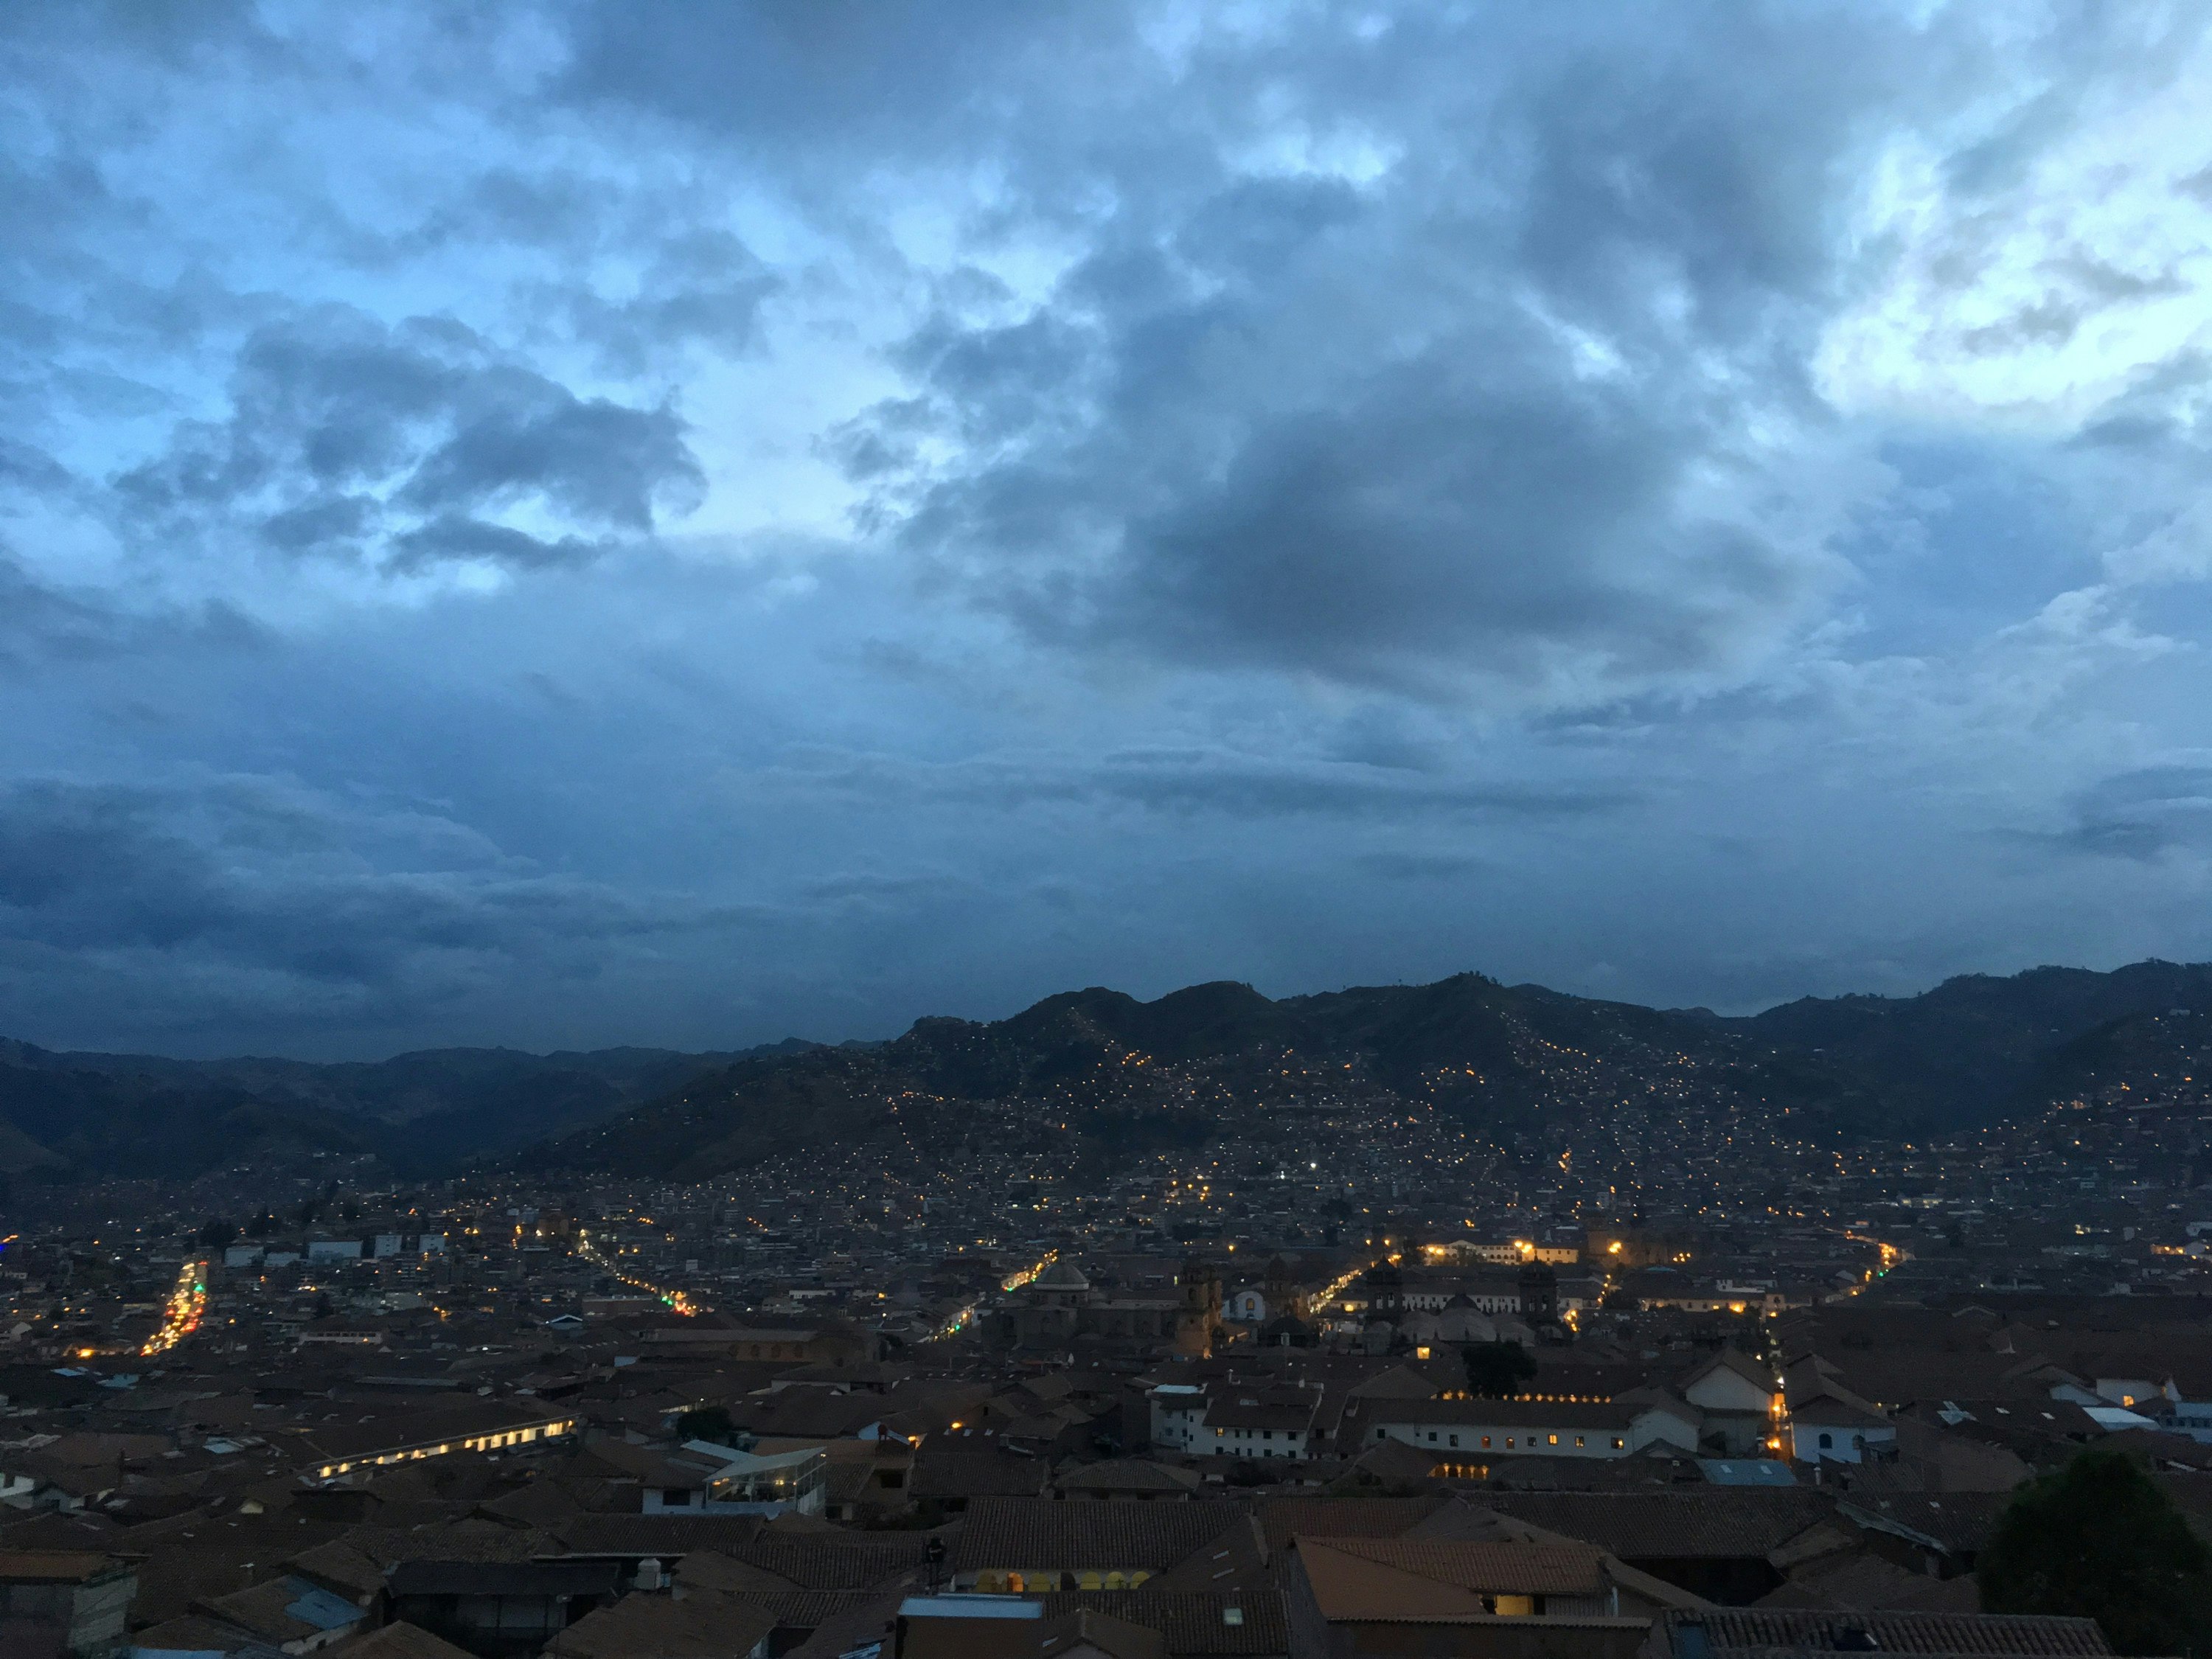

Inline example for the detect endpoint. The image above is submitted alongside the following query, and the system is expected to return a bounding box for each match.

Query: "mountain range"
[7,959,2212,1187]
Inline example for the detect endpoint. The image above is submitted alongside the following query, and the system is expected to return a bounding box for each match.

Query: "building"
[993,1256,1222,1357]
[1681,1351,1782,1457]
[1345,1397,1699,1471]
[301,1405,580,1482]
[1197,1384,1324,1461]
[1787,1391,1897,1466]
[1284,1534,1700,1659]
[0,1552,136,1659]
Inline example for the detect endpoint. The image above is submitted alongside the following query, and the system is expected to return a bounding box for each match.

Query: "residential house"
[1282,1535,1703,1659]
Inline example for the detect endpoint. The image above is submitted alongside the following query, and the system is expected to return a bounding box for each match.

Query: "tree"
[1980,1447,2212,1655]
[197,1220,237,1248]
[245,1209,278,1237]
[1461,1340,1538,1399]
[676,1405,737,1444]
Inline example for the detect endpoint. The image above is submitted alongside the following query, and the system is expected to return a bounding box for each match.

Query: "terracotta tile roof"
[1254,1494,1453,1552]
[950,1498,1250,1575]
[544,1588,778,1659]
[552,1515,767,1556]
[1837,1492,2011,1555]
[736,1532,936,1591]
[1479,1492,1840,1559]
[1289,1540,1487,1621]
[1303,1537,1610,1598]
[1661,1608,2115,1656]
[131,1613,258,1654]
[327,1621,479,1659]
[0,1551,127,1584]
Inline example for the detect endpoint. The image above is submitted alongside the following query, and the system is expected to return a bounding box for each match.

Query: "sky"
[6,1,2212,1059]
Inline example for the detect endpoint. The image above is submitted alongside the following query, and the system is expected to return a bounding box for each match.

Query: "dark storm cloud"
[763,746,1635,822]
[0,554,268,672]
[0,0,2206,1057]
[2050,768,2212,860]
[0,776,767,1037]
[115,305,703,571]
[557,229,782,377]
[803,7,1950,699]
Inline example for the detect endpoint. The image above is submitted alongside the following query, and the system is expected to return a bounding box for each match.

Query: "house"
[296,1405,580,1482]
[1283,1535,1703,1659]
[909,1431,1053,1514]
[1481,1490,1840,1605]
[1681,1352,1781,1457]
[893,1596,1165,1659]
[384,1562,622,1659]
[1788,1392,1897,1467]
[1197,1386,1323,1461]
[542,1585,778,1659]
[1054,1461,1201,1502]
[948,1497,1262,1596]
[1343,1397,1698,1470]
[1149,1385,1208,1455]
[0,1552,137,1659]
[186,1575,370,1653]
[641,1441,827,1517]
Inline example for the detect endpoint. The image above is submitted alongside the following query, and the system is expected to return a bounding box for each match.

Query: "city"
[10,970,2212,1657]
[10,4,2212,1658]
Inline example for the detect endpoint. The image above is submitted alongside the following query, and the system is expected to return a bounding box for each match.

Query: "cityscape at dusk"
[10,5,2212,1659]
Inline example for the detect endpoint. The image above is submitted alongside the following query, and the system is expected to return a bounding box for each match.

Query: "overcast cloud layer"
[6,1,2212,1057]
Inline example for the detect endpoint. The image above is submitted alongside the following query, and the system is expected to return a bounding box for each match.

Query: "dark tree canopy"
[1980,1447,2212,1655]
[1462,1340,1539,1399]
[677,1405,737,1444]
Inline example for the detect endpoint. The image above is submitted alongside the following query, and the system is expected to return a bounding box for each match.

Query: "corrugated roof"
[1665,1608,2114,1656]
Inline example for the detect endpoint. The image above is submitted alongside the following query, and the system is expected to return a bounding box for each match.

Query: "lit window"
[1548,1434,1558,1445]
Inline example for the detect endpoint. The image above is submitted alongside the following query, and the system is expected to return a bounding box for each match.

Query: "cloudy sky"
[6,1,2212,1058]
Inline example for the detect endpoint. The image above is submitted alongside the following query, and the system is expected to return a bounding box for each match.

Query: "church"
[985,1254,1223,1357]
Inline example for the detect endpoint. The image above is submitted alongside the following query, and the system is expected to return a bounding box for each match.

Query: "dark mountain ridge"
[0,1037,818,1180]
[7,959,2212,1187]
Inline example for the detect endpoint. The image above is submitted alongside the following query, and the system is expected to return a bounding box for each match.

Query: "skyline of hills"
[7,957,2212,1189]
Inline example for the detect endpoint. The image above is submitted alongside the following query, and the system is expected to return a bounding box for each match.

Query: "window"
[1548,1434,1558,1445]
[1818,1432,1832,1450]
[1481,1436,1491,1449]
[1449,1435,1458,1447]
[1505,1437,1514,1449]
[1575,1436,1585,1448]
[1612,1438,1624,1450]
[1428,1431,1439,1442]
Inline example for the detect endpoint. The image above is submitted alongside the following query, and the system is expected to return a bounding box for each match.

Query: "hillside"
[1727,960,2212,1130]
[0,1038,815,1181]
[10,959,2212,1188]
[517,973,1882,1184]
